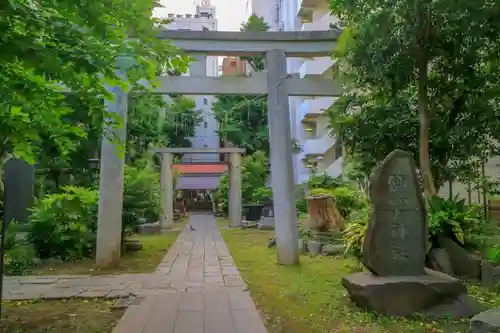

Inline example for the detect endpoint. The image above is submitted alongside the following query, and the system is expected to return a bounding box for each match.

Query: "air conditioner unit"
[186,14,192,18]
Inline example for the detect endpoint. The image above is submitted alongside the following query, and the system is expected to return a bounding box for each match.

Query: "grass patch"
[221,228,500,333]
[30,222,186,276]
[1,298,124,333]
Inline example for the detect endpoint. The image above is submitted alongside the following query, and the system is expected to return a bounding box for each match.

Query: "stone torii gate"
[96,30,341,267]
[152,147,245,230]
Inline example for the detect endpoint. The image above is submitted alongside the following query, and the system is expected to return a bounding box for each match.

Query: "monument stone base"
[342,269,480,317]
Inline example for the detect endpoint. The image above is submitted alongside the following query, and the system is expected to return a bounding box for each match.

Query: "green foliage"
[308,173,346,190]
[4,244,39,276]
[123,159,162,233]
[239,14,269,71]
[251,187,273,204]
[213,96,269,155]
[3,221,39,275]
[307,187,368,219]
[428,195,490,250]
[214,151,269,213]
[28,186,98,260]
[1,0,188,163]
[329,0,500,196]
[127,94,202,164]
[342,208,370,258]
[487,245,500,265]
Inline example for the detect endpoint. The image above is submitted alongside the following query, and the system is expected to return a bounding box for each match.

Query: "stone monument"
[259,206,275,230]
[3,159,35,224]
[342,150,478,317]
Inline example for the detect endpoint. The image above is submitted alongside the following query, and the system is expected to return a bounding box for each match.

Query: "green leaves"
[0,0,188,165]
[329,0,500,191]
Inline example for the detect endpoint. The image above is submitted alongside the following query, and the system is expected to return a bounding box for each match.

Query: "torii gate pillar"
[266,50,299,265]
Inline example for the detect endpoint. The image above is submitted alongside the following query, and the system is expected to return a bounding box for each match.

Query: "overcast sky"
[155,0,247,31]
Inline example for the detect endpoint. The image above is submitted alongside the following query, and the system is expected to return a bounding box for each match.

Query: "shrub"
[123,160,162,234]
[28,186,98,260]
[488,245,500,265]
[5,244,39,275]
[251,187,272,204]
[428,195,490,250]
[342,207,370,257]
[308,173,345,189]
[3,221,39,275]
[214,151,269,213]
[308,186,368,218]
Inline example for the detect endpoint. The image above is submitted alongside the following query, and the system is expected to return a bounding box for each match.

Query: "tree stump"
[305,195,344,232]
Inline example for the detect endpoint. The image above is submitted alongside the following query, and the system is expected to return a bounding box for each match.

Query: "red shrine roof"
[173,164,227,174]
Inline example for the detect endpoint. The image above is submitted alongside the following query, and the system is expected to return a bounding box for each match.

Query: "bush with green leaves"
[428,195,491,251]
[123,159,162,234]
[343,195,493,258]
[307,186,368,219]
[3,222,39,275]
[488,245,500,265]
[214,151,269,214]
[342,207,370,257]
[28,186,98,260]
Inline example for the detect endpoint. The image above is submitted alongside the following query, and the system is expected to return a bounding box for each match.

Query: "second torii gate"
[96,30,342,267]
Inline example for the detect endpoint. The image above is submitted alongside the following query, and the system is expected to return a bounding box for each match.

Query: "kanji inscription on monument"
[362,150,427,276]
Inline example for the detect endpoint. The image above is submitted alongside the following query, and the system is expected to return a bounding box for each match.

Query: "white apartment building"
[163,0,220,164]
[249,0,342,183]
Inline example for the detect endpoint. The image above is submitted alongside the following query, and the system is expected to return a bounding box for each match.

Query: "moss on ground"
[30,219,187,275]
[221,228,500,333]
[1,298,124,333]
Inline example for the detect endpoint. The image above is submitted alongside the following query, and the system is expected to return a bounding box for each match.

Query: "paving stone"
[5,214,267,333]
[232,310,268,333]
[142,294,181,333]
[205,308,235,333]
[174,310,204,333]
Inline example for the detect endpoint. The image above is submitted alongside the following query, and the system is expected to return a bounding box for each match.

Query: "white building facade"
[163,0,220,163]
[249,0,342,183]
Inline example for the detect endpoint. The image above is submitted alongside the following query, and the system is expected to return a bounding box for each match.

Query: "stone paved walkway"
[4,214,267,333]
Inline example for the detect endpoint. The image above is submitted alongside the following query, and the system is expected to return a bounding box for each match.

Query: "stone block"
[137,222,161,235]
[470,308,500,333]
[342,269,471,317]
[428,248,454,275]
[441,238,481,279]
[321,244,345,256]
[307,241,321,256]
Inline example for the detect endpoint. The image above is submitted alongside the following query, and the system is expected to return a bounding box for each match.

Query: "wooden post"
[305,195,344,232]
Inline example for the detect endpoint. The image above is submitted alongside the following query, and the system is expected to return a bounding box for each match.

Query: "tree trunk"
[305,195,344,232]
[417,8,436,200]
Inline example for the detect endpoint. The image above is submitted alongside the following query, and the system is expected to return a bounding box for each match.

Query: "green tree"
[127,94,202,163]
[212,14,270,155]
[0,0,188,165]
[329,0,500,198]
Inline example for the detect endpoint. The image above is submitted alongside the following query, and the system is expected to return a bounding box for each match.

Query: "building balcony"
[297,0,329,22]
[301,12,333,31]
[300,97,336,120]
[299,57,335,79]
[304,133,335,156]
[324,156,344,178]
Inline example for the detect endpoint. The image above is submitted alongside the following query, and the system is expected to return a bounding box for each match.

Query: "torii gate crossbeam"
[96,30,341,267]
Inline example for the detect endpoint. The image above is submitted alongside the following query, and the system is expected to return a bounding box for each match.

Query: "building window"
[203,98,208,105]
[204,122,208,128]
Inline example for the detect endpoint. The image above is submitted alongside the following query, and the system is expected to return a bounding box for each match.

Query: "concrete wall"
[250,0,279,30]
